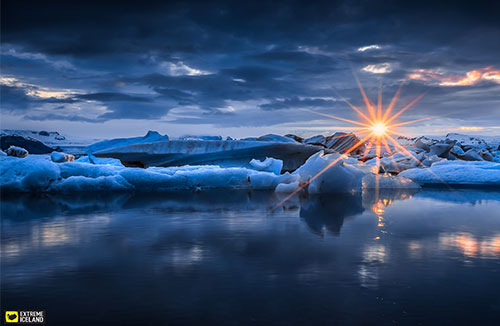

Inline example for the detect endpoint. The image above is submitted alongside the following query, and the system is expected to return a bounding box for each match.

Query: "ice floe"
[0,155,293,193]
[399,161,500,187]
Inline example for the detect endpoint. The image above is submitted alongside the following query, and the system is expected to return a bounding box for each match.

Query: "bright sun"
[371,122,388,136]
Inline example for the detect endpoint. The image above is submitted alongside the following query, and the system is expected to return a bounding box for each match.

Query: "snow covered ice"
[0,155,295,193]
[400,161,500,187]
[2,130,500,194]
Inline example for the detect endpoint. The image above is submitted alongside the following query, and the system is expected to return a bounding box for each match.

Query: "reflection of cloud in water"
[358,244,388,289]
[2,214,110,261]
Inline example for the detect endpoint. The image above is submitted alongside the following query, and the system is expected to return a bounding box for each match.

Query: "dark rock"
[0,135,55,154]
[39,131,50,136]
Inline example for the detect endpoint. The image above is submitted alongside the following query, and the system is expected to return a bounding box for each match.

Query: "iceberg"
[0,155,293,193]
[256,134,298,143]
[399,161,500,187]
[93,140,326,172]
[51,151,75,163]
[86,130,169,154]
[6,146,29,158]
[274,151,365,194]
[249,157,283,175]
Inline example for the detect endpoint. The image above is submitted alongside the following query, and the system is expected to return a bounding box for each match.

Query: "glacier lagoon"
[2,189,500,325]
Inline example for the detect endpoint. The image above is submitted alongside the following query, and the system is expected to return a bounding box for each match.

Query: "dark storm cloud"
[74,93,152,102]
[1,0,500,132]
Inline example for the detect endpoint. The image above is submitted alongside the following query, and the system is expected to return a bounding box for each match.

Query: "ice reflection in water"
[1,189,500,325]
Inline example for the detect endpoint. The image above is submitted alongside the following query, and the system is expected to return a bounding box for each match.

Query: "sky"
[1,0,500,139]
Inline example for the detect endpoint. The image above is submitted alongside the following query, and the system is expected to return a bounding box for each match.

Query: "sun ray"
[385,134,424,166]
[385,94,425,125]
[381,83,403,122]
[332,87,373,123]
[353,74,378,122]
[377,80,383,121]
[301,109,371,127]
[361,137,376,160]
[386,129,414,139]
[388,116,436,128]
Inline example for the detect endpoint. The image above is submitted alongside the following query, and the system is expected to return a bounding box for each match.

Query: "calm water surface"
[2,189,500,325]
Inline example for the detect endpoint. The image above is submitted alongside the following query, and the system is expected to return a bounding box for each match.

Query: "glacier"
[93,139,327,172]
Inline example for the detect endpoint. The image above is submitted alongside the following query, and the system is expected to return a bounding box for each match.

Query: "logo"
[3,311,45,324]
[5,312,18,323]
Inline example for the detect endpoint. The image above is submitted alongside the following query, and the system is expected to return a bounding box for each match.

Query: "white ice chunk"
[399,161,500,186]
[275,180,303,194]
[6,146,28,158]
[0,155,292,193]
[76,154,124,166]
[51,151,75,163]
[292,151,365,194]
[249,157,283,175]
[1,156,60,192]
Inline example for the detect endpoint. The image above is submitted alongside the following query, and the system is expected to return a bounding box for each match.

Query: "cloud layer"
[1,0,500,137]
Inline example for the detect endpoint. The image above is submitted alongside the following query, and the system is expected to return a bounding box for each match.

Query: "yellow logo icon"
[5,311,19,323]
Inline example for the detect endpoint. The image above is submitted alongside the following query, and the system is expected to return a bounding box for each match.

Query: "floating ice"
[249,157,283,175]
[0,156,292,193]
[86,130,169,154]
[399,161,500,186]
[275,151,365,194]
[6,146,28,158]
[51,151,75,163]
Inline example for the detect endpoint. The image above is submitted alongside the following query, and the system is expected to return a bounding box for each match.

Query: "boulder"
[6,146,28,158]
